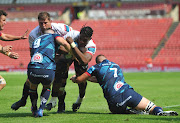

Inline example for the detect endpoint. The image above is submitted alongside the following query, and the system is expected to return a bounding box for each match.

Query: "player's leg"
[0,75,6,91]
[57,79,67,113]
[11,79,30,110]
[45,60,70,112]
[135,97,178,116]
[72,61,88,112]
[29,81,38,117]
[126,88,178,116]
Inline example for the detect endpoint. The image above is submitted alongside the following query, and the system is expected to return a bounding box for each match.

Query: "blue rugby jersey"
[28,33,60,70]
[86,59,133,101]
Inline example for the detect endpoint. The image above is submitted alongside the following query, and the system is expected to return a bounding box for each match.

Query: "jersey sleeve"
[52,23,72,36]
[86,39,96,55]
[29,33,36,49]
[86,65,96,76]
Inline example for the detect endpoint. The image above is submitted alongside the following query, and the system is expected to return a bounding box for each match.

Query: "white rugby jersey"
[63,30,96,56]
[29,23,72,48]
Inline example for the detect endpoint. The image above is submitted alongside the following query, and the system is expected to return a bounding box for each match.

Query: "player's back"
[89,59,132,100]
[28,33,59,70]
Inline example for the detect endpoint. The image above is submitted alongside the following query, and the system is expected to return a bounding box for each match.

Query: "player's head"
[44,28,55,34]
[96,54,106,64]
[78,26,93,46]
[0,10,7,31]
[38,12,52,33]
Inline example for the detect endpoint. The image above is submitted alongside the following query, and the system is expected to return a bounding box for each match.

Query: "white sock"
[49,97,57,103]
[75,95,84,104]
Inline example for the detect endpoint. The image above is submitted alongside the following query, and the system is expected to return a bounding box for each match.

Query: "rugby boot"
[157,111,178,116]
[11,99,26,110]
[44,98,57,111]
[36,109,43,117]
[57,102,65,113]
[72,103,81,112]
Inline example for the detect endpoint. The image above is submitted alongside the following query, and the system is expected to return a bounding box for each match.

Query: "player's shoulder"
[29,26,40,36]
[86,39,96,48]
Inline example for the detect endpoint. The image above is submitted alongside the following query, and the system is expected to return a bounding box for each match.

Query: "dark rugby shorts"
[28,68,55,85]
[108,88,143,114]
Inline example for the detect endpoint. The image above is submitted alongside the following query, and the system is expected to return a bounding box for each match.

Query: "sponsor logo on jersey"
[114,81,124,91]
[31,53,43,63]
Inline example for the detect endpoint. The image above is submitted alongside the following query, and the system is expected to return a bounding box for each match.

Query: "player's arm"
[87,76,98,83]
[71,73,98,84]
[70,73,89,84]
[55,37,72,53]
[66,37,91,65]
[0,29,28,41]
[0,45,19,59]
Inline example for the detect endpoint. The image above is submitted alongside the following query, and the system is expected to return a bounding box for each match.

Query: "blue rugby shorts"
[27,68,55,85]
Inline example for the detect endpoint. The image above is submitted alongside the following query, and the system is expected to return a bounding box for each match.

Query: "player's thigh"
[125,89,143,108]
[74,60,88,76]
[55,60,73,82]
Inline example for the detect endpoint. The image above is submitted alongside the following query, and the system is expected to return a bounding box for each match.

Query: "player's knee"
[145,101,156,113]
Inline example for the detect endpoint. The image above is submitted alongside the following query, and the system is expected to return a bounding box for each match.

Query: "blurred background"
[0,0,180,72]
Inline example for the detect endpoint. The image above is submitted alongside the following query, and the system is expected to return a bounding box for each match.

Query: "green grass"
[0,72,180,123]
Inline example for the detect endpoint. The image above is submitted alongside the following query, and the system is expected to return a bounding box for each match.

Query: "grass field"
[0,72,180,123]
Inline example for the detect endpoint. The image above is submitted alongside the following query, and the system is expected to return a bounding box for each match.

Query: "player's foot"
[127,109,149,115]
[35,109,43,117]
[45,101,57,111]
[72,103,81,112]
[31,106,38,117]
[11,100,26,110]
[57,102,65,113]
[157,111,178,116]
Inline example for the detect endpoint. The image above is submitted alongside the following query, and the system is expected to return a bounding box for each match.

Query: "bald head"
[95,54,107,64]
[44,28,54,34]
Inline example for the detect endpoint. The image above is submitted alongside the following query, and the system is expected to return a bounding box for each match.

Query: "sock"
[39,89,51,110]
[21,83,30,102]
[58,91,66,104]
[78,82,87,98]
[29,89,38,111]
[75,95,84,104]
[152,106,163,115]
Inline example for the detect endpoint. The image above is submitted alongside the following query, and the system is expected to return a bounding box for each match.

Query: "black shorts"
[28,68,55,85]
[55,57,88,81]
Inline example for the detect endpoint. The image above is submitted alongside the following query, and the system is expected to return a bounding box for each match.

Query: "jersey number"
[110,68,117,77]
[33,38,41,48]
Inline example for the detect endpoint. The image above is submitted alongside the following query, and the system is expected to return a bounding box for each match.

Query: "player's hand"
[21,29,29,39]
[9,52,19,59]
[2,45,12,53]
[70,75,77,83]
[66,37,74,44]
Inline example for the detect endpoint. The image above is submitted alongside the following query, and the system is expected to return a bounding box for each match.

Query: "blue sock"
[39,89,51,110]
[153,106,163,115]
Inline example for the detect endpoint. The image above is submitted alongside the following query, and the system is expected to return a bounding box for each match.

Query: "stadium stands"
[71,18,172,49]
[153,23,180,65]
[70,18,173,68]
[0,0,13,4]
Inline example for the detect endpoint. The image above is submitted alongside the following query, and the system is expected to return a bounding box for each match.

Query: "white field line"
[163,104,180,108]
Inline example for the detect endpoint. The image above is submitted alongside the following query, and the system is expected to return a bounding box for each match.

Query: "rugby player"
[28,28,72,117]
[70,55,178,116]
[45,26,96,113]
[0,10,28,91]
